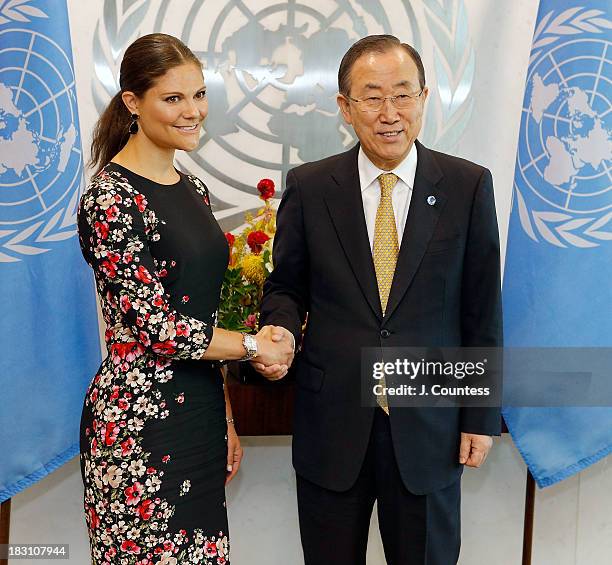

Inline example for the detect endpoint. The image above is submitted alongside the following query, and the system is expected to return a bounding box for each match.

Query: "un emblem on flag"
[515,7,612,248]
[0,27,82,263]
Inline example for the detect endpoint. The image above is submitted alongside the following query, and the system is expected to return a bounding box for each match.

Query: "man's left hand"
[459,433,493,468]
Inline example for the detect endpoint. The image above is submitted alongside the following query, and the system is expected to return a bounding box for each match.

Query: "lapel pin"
[427,195,436,206]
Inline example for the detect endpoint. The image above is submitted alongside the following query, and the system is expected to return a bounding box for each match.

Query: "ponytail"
[89,92,131,175]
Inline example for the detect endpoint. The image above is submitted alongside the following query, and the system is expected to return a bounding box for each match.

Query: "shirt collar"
[358,142,418,193]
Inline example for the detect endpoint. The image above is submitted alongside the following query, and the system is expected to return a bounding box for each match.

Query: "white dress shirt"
[358,143,417,250]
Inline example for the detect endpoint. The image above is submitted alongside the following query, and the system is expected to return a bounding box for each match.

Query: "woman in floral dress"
[77,34,293,565]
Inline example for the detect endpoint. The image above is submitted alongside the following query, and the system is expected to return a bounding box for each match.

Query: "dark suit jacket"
[260,140,502,495]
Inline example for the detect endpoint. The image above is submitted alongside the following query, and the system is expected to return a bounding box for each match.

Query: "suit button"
[380,329,391,338]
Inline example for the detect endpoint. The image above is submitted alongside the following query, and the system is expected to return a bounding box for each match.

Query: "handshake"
[249,325,295,380]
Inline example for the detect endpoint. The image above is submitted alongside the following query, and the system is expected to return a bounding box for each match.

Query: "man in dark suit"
[256,35,502,565]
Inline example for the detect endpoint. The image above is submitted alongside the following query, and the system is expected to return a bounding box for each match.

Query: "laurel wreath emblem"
[0,0,46,25]
[529,6,612,65]
[92,0,152,114]
[420,0,475,152]
[514,7,612,248]
[0,186,81,262]
[516,187,612,248]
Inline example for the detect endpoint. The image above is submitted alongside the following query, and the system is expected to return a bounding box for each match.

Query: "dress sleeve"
[78,173,213,360]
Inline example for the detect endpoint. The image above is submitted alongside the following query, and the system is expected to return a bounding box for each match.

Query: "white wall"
[8,1,612,564]
[10,436,612,564]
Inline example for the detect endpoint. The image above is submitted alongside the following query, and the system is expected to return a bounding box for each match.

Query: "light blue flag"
[502,1,612,487]
[0,0,101,502]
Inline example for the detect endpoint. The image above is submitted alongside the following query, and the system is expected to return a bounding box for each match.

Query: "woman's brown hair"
[89,33,202,175]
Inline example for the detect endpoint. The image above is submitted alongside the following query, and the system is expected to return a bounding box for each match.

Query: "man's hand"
[459,433,493,468]
[251,325,295,381]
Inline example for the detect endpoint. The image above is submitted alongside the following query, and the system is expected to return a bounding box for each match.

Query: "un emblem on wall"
[0,27,83,263]
[94,0,475,230]
[515,7,612,248]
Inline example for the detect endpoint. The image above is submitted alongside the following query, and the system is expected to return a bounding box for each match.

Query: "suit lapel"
[384,141,447,321]
[323,145,383,321]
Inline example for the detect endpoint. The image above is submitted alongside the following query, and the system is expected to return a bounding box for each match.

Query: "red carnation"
[256,178,275,200]
[225,232,235,247]
[247,230,270,254]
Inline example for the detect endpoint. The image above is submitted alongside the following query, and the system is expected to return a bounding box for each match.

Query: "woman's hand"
[226,422,243,485]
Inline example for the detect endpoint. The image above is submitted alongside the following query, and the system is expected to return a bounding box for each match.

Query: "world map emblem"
[515,7,612,248]
[94,0,476,231]
[0,26,83,263]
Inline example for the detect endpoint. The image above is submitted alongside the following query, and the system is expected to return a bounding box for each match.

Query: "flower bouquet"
[218,178,276,333]
[219,179,295,429]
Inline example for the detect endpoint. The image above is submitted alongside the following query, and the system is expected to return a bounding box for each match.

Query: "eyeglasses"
[345,89,424,112]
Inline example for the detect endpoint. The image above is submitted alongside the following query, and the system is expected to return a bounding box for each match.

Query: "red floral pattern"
[78,168,229,564]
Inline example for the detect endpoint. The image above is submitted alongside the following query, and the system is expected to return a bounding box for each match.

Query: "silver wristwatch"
[239,332,258,361]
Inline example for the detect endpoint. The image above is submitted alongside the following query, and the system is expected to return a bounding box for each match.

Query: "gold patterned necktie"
[373,173,399,313]
[372,173,399,414]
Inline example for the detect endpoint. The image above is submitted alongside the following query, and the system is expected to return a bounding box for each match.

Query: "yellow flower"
[240,254,266,285]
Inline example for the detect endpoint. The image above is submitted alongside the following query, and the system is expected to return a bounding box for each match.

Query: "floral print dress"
[78,163,230,565]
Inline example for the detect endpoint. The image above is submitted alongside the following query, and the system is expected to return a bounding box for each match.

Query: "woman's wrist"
[203,328,257,361]
[238,332,258,361]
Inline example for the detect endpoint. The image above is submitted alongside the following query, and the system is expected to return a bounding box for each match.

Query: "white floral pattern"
[78,167,229,564]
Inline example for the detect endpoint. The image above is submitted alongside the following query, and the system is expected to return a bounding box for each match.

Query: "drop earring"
[129,113,139,134]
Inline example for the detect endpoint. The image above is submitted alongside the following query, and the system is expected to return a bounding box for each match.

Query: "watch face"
[243,333,257,358]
